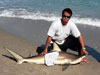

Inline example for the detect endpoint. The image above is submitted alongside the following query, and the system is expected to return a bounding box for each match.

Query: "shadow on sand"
[86,46,100,62]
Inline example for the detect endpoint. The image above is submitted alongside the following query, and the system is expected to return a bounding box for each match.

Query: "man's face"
[62,11,71,23]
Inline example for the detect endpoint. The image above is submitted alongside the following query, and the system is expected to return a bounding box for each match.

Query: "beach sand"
[0,17,100,75]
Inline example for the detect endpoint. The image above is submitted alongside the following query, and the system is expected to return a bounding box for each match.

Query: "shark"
[5,42,88,65]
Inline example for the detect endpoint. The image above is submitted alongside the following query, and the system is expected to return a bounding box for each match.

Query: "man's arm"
[40,36,52,56]
[78,35,88,55]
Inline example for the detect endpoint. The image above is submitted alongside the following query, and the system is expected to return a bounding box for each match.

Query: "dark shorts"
[51,35,82,55]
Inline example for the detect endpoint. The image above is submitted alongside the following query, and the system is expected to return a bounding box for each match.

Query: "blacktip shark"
[5,42,87,65]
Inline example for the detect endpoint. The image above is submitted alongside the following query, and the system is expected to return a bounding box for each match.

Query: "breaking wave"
[0,9,100,27]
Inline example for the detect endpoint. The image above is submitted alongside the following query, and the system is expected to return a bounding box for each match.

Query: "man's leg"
[67,35,82,55]
[57,35,82,55]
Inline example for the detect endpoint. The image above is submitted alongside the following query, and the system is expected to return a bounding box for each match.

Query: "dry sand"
[0,17,100,75]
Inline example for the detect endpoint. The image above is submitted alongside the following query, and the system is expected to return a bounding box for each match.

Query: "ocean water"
[0,0,100,27]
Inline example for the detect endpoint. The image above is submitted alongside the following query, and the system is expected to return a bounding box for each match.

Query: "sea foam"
[0,9,100,27]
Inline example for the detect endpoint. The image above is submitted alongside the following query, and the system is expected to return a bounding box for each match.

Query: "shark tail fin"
[5,47,24,64]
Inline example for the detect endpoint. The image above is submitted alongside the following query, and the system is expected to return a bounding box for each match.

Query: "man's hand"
[81,49,88,55]
[40,49,47,56]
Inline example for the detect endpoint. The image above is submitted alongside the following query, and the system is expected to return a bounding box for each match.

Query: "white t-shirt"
[47,19,81,42]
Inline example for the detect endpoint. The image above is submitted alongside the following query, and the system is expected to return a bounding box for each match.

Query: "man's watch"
[82,48,86,50]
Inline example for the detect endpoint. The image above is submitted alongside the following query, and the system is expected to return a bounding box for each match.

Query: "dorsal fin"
[52,42,61,52]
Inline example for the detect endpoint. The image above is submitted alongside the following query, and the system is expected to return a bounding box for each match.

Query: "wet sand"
[0,17,100,75]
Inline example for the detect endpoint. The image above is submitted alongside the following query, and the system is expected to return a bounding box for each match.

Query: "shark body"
[5,43,87,65]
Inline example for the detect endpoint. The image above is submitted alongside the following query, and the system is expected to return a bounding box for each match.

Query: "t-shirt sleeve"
[71,22,81,38]
[47,21,56,37]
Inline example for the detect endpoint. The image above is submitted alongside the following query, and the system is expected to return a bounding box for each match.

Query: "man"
[41,8,88,56]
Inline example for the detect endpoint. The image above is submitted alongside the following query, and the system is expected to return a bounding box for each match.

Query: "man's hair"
[62,8,72,16]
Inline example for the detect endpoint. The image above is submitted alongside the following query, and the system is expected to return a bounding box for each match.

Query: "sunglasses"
[62,15,71,18]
